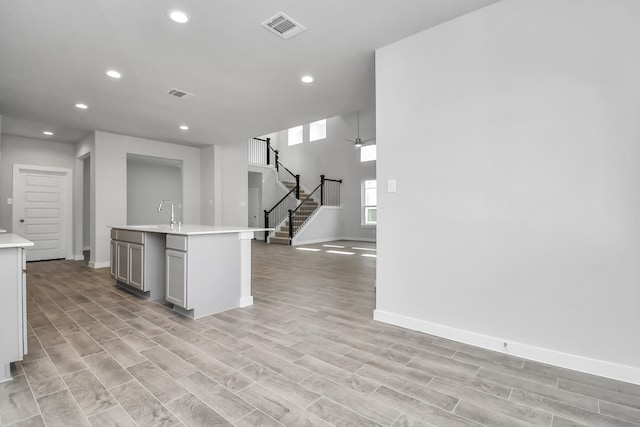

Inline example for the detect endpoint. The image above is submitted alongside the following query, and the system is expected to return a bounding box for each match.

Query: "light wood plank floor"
[1,240,639,426]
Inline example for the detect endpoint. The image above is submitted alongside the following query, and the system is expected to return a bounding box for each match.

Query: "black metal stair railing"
[250,137,343,243]
[248,137,278,168]
[264,186,298,242]
[287,175,342,243]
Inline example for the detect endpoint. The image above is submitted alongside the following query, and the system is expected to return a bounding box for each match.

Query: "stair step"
[269,236,289,245]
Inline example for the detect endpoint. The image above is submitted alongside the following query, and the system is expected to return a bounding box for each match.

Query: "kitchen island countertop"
[108,224,272,236]
[0,233,34,249]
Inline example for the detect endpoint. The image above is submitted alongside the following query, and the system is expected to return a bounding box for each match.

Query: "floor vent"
[262,13,306,40]
[168,88,195,99]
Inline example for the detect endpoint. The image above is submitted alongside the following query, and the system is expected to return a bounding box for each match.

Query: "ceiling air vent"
[167,88,195,99]
[262,13,306,40]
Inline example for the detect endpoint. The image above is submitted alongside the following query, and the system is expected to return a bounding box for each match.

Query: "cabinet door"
[128,244,144,290]
[110,240,117,278]
[20,248,27,357]
[166,249,188,308]
[116,242,129,283]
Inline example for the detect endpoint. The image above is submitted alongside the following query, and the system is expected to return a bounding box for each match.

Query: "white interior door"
[13,165,72,261]
[248,188,259,227]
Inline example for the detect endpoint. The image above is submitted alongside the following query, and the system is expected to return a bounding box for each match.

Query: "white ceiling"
[0,0,500,146]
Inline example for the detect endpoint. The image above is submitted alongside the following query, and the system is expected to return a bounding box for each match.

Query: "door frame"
[248,187,259,228]
[12,164,74,260]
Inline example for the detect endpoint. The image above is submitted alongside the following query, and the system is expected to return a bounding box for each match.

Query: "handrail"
[290,184,321,216]
[277,160,297,181]
[286,175,342,242]
[266,186,297,215]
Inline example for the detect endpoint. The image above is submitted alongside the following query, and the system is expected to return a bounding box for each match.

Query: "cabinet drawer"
[116,230,144,244]
[111,229,118,239]
[166,235,187,251]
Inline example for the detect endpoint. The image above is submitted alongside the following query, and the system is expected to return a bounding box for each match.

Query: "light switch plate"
[7,198,12,205]
[387,179,396,193]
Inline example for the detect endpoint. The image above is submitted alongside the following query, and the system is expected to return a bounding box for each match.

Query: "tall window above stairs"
[288,125,303,146]
[309,119,326,142]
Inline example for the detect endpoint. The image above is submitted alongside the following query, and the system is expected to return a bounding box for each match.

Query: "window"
[360,144,376,162]
[309,119,326,142]
[288,125,303,146]
[363,179,377,225]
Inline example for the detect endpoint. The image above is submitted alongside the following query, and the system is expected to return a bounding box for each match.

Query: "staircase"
[269,182,318,245]
[249,137,342,245]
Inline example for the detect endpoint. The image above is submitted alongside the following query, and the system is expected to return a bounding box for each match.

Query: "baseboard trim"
[373,309,640,385]
[89,261,110,269]
[293,236,377,246]
[239,296,253,308]
[73,254,85,261]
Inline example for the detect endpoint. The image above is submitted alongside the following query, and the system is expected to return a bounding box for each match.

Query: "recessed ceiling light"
[301,75,314,83]
[179,125,189,131]
[75,103,88,109]
[43,131,53,136]
[168,10,190,24]
[106,70,122,79]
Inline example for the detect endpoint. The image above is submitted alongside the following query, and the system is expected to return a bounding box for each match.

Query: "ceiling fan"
[344,110,375,148]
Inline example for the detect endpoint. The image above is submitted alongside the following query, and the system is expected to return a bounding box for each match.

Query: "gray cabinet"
[115,241,130,283]
[166,249,187,308]
[128,243,144,290]
[166,235,188,309]
[110,228,165,299]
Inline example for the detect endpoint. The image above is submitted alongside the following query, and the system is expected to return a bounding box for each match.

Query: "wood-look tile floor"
[1,240,639,426]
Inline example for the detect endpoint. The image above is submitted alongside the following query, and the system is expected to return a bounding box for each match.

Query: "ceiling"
[0,0,500,146]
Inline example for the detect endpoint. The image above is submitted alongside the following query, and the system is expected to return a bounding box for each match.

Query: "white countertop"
[109,224,272,236]
[0,234,34,249]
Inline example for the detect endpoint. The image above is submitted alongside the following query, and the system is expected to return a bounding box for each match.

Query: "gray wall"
[126,155,183,225]
[376,0,640,383]
[214,143,248,227]
[0,135,76,232]
[82,157,90,250]
[200,146,216,225]
[91,131,201,267]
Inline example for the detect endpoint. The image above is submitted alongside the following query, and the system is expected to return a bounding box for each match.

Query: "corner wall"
[375,0,640,383]
[93,131,201,267]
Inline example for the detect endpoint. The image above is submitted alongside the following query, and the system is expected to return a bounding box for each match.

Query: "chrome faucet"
[157,200,177,227]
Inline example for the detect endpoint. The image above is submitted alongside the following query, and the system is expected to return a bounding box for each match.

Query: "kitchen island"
[0,233,33,382]
[109,225,270,319]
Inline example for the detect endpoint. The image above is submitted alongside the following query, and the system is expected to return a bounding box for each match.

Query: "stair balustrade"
[249,138,342,244]
[286,176,342,243]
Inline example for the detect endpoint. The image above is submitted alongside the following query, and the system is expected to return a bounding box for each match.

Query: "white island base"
[0,234,33,382]
[110,225,268,319]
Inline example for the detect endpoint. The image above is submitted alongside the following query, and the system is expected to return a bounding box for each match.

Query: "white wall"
[375,0,640,384]
[93,131,201,267]
[274,110,377,241]
[213,143,248,227]
[200,146,216,225]
[0,135,76,233]
[82,157,90,250]
[74,133,95,261]
[292,206,343,245]
[0,116,3,228]
[127,156,183,225]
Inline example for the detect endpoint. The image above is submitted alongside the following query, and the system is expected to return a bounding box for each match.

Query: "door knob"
[20,219,25,223]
